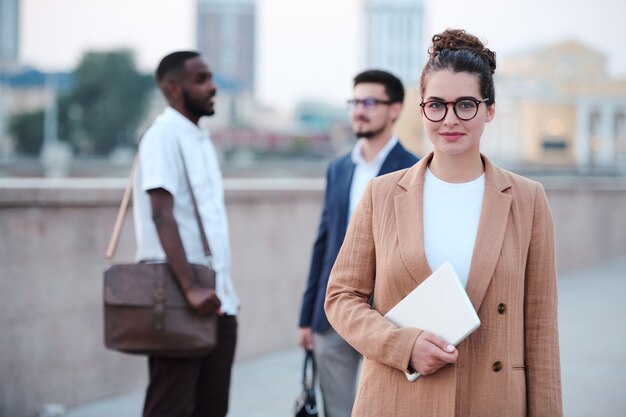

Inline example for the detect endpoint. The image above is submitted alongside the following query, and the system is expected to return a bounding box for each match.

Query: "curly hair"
[420,29,496,105]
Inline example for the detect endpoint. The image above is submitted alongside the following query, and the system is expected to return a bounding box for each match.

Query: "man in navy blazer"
[298,69,418,417]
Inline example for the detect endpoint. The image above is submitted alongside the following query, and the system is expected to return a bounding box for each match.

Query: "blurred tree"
[8,50,154,157]
[9,110,45,155]
[68,50,153,155]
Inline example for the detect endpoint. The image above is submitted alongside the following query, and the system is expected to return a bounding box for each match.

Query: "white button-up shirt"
[348,136,399,219]
[133,106,239,314]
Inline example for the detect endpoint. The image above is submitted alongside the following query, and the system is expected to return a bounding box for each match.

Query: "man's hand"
[185,286,222,315]
[298,327,314,350]
[409,331,458,376]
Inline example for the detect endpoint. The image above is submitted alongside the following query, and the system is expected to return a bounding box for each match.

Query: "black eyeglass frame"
[346,98,393,110]
[419,98,491,122]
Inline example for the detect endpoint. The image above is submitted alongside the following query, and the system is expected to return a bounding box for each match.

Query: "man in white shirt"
[298,70,418,417]
[133,51,239,417]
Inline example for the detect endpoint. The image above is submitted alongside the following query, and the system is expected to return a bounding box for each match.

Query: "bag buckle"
[153,288,165,300]
[152,288,166,331]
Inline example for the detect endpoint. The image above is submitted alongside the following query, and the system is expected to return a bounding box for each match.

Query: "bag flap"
[104,263,215,308]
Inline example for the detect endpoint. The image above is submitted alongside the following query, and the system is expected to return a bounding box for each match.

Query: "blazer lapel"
[337,156,355,234]
[394,155,433,285]
[378,142,405,176]
[465,156,513,312]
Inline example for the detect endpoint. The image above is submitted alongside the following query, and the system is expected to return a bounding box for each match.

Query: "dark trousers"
[143,315,238,417]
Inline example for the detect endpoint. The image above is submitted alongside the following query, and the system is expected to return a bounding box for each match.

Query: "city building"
[1,69,72,115]
[0,0,20,155]
[363,0,425,87]
[197,0,256,95]
[392,83,425,157]
[0,0,18,66]
[486,40,626,173]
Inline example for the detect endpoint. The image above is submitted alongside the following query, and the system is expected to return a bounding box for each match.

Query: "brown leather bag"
[103,147,217,357]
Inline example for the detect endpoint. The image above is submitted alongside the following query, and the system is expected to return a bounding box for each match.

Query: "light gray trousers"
[313,327,361,417]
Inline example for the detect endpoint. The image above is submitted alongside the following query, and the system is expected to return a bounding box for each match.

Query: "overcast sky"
[19,0,626,112]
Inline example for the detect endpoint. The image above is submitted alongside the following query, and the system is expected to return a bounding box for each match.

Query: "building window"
[542,138,568,150]
[589,111,603,155]
[615,112,625,153]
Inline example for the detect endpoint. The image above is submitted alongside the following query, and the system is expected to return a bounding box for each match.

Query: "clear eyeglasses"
[419,98,490,122]
[347,98,392,110]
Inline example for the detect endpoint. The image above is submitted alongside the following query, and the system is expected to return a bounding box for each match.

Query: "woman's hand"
[409,331,458,376]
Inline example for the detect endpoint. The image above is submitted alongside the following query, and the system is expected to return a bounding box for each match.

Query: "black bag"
[294,350,319,417]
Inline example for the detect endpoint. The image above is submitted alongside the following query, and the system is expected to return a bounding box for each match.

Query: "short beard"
[354,124,385,140]
[182,90,215,117]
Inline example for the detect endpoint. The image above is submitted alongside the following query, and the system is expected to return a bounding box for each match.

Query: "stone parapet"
[0,176,624,416]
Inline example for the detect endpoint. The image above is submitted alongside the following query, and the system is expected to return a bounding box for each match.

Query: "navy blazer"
[299,141,418,332]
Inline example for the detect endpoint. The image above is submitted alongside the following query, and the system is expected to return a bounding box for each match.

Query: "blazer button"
[498,303,506,314]
[492,361,503,372]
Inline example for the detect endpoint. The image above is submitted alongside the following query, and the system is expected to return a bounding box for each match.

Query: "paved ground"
[63,348,306,417]
[558,255,626,417]
[64,255,626,417]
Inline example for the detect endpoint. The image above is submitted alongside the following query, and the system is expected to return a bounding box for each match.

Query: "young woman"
[324,29,562,417]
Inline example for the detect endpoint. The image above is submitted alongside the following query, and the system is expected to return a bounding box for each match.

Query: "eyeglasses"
[347,98,393,110]
[419,98,490,122]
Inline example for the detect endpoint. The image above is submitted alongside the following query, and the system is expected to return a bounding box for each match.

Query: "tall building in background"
[0,0,19,155]
[0,0,19,66]
[364,0,424,86]
[197,0,256,95]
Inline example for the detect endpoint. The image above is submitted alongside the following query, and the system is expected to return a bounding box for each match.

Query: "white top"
[349,136,398,219]
[423,168,485,287]
[132,106,239,315]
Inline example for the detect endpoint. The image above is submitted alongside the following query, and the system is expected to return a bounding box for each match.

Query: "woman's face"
[421,69,495,158]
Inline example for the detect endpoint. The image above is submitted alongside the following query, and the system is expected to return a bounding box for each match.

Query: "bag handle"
[105,159,136,263]
[177,143,213,262]
[105,138,212,264]
[302,349,317,389]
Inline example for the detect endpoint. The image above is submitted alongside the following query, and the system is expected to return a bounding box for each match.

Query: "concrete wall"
[0,178,323,417]
[0,176,625,416]
[545,178,626,271]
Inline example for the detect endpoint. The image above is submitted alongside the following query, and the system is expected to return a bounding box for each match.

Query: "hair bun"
[429,29,496,74]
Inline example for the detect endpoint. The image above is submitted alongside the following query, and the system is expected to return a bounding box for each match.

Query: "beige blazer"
[325,153,562,417]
